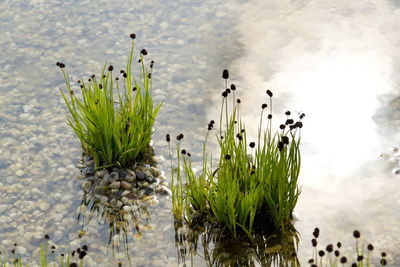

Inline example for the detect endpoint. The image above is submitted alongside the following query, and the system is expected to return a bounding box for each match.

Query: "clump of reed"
[308,228,389,267]
[1,235,88,267]
[168,69,304,237]
[57,33,161,168]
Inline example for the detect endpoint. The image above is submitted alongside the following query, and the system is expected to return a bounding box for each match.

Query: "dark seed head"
[380,259,387,266]
[357,255,364,262]
[353,230,361,239]
[133,87,137,92]
[108,65,114,71]
[51,245,56,250]
[120,70,125,74]
[230,84,236,90]
[69,263,78,267]
[14,243,17,246]
[285,119,294,125]
[311,265,317,267]
[82,245,88,251]
[308,259,314,264]
[166,134,171,142]
[222,91,228,97]
[267,114,272,119]
[226,88,231,94]
[294,121,303,128]
[123,73,127,78]
[318,250,325,257]
[311,238,317,247]
[222,69,229,79]
[116,77,119,80]
[148,73,152,79]
[340,256,347,264]
[351,263,357,267]
[210,120,215,125]
[282,136,289,145]
[262,103,268,109]
[285,111,291,116]
[236,99,241,104]
[77,80,81,83]
[176,133,184,141]
[313,228,320,238]
[278,141,284,151]
[187,153,191,157]
[88,79,91,82]
[91,74,95,79]
[181,149,186,155]
[224,154,231,160]
[130,33,136,39]
[367,244,374,251]
[56,61,60,67]
[236,134,243,141]
[299,113,306,119]
[140,49,148,55]
[337,242,342,248]
[99,84,103,89]
[334,250,340,257]
[59,63,65,68]
[381,252,387,257]
[279,124,286,130]
[44,234,50,240]
[266,89,273,97]
[11,249,15,254]
[79,251,87,259]
[249,142,255,148]
[326,244,333,253]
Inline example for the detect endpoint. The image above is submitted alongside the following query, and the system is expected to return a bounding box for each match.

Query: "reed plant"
[1,237,88,267]
[168,70,304,237]
[57,34,161,168]
[308,228,389,267]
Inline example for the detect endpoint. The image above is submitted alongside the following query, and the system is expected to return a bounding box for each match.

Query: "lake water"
[0,0,399,266]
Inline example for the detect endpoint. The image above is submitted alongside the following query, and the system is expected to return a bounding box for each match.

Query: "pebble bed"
[1,0,400,266]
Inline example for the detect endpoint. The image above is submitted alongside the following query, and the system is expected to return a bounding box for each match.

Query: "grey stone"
[109,181,120,189]
[95,169,107,178]
[93,186,110,196]
[118,169,128,178]
[99,173,111,186]
[135,171,146,181]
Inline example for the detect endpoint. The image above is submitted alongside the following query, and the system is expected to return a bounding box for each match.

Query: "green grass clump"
[57,34,161,168]
[169,69,304,237]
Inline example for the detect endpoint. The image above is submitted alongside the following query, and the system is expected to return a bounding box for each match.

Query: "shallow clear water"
[1,0,399,266]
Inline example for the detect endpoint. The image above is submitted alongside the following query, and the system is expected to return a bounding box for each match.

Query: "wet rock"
[126,193,137,200]
[149,166,161,177]
[135,171,146,181]
[142,182,149,188]
[93,186,110,196]
[110,172,119,181]
[81,181,92,192]
[143,187,154,196]
[95,169,107,178]
[109,181,120,189]
[120,181,132,190]
[125,171,136,182]
[118,169,128,178]
[121,190,131,197]
[38,200,50,211]
[155,185,172,196]
[99,173,111,186]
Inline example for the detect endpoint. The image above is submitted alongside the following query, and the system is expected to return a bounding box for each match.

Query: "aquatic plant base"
[76,155,171,209]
